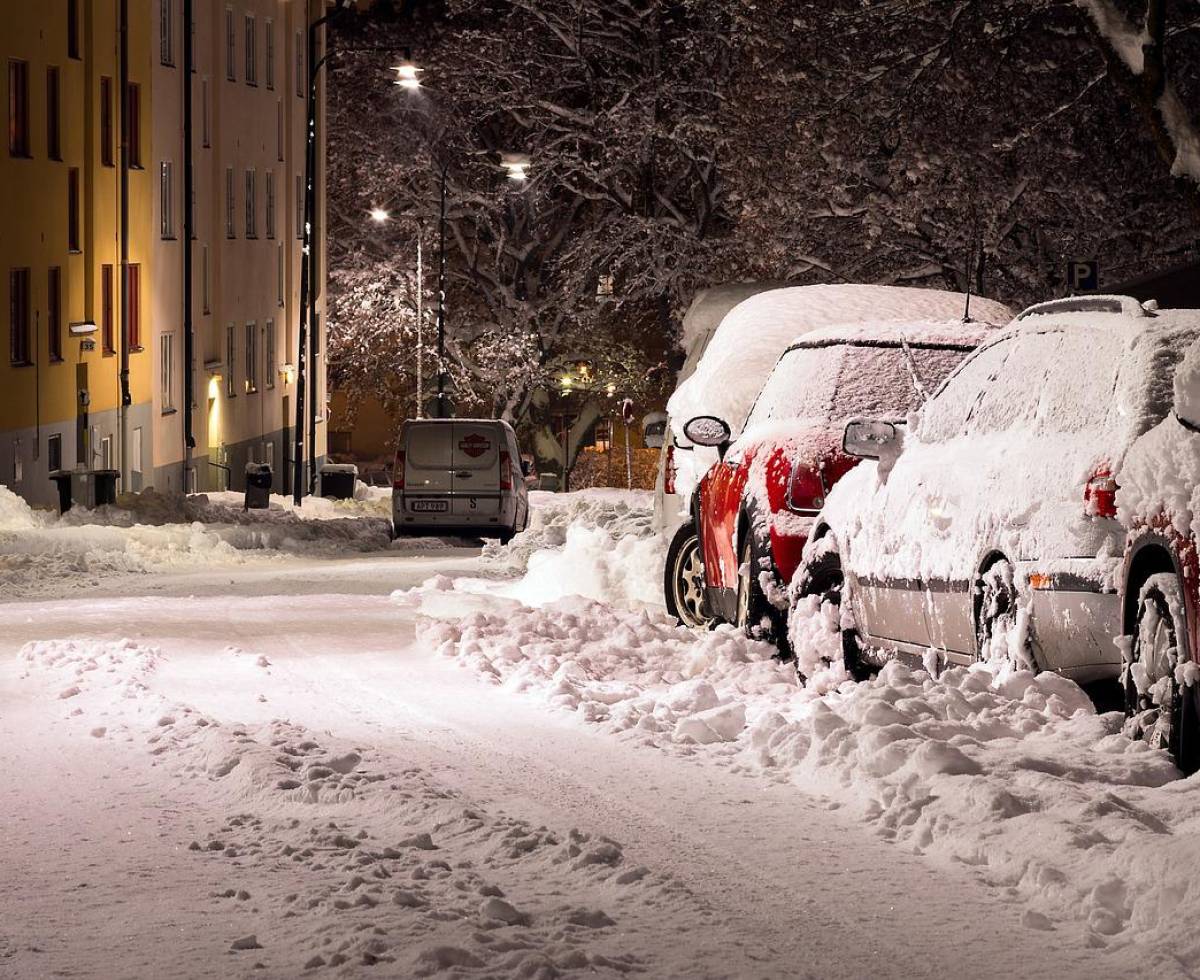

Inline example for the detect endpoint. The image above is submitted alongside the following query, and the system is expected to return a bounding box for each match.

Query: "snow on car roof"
[668,284,1012,436]
[788,317,1001,350]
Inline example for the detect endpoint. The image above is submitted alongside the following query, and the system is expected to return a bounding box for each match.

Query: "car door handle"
[456,471,472,479]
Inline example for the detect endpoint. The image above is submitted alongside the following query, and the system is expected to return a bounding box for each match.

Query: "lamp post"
[294,2,415,504]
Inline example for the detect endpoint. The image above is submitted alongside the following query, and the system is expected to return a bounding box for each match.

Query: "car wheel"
[736,528,788,652]
[664,523,716,629]
[1124,573,1200,774]
[975,560,1036,670]
[795,546,870,682]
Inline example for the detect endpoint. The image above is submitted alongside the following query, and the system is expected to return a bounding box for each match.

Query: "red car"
[679,320,998,646]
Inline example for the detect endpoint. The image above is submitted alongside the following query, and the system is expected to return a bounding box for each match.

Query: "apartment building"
[1,0,327,508]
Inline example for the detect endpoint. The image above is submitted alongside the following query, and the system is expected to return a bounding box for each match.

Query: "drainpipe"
[118,0,131,486]
[183,0,196,488]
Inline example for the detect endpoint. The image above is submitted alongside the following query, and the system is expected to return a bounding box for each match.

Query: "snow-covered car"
[794,296,1200,769]
[660,285,1011,629]
[673,319,999,643]
[392,419,529,543]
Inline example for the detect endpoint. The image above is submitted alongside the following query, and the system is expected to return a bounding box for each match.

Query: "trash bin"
[244,462,272,510]
[319,463,358,500]
[49,471,72,514]
[92,469,119,507]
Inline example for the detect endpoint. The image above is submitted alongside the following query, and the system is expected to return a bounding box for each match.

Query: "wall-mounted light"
[280,362,296,385]
[207,375,221,400]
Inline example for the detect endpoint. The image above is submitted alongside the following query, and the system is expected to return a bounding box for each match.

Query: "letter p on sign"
[1067,260,1100,292]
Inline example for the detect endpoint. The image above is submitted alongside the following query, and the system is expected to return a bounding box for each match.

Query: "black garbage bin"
[49,471,72,514]
[319,463,357,500]
[91,469,120,507]
[245,462,272,510]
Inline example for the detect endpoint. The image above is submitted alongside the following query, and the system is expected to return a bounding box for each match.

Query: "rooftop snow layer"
[668,284,1012,438]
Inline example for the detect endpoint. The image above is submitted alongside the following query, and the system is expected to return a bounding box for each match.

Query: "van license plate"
[410,499,448,513]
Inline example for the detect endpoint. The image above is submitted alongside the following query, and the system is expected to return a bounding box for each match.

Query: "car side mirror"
[843,419,899,460]
[683,415,733,460]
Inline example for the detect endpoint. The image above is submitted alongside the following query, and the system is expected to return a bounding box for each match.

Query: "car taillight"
[1084,468,1117,519]
[393,449,406,491]
[664,444,677,496]
[500,450,512,491]
[786,462,825,514]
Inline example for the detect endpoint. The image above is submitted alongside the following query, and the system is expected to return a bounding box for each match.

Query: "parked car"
[670,319,998,641]
[392,418,529,542]
[793,296,1200,770]
[659,286,1011,629]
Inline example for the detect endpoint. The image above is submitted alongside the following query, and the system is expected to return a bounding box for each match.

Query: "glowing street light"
[369,207,390,223]
[392,61,423,90]
[500,152,531,182]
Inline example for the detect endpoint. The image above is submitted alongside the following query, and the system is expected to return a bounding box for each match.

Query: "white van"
[392,419,529,542]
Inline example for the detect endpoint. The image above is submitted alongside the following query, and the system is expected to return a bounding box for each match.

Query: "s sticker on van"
[459,434,491,458]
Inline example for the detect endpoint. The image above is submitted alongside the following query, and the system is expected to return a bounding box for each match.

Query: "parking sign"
[1067,260,1100,292]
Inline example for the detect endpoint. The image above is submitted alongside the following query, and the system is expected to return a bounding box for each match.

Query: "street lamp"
[369,207,390,223]
[501,152,531,183]
[391,61,423,90]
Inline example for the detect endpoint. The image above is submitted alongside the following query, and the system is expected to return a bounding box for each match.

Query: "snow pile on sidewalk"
[418,591,1200,959]
[479,489,664,609]
[0,484,406,599]
[12,634,732,978]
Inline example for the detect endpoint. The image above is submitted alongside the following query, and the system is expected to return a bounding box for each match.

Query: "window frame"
[101,264,115,354]
[67,168,81,252]
[265,170,275,239]
[161,331,176,413]
[100,76,115,166]
[245,320,258,393]
[225,166,236,238]
[46,67,61,160]
[244,14,257,86]
[126,82,143,168]
[160,0,175,67]
[265,319,276,389]
[48,266,62,362]
[8,268,32,366]
[265,19,275,90]
[8,60,31,158]
[160,160,175,239]
[245,169,257,238]
[225,324,237,397]
[127,263,142,351]
[225,6,237,82]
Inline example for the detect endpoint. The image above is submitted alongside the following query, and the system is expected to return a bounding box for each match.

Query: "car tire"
[736,527,788,653]
[975,560,1036,670]
[795,544,870,682]
[1124,573,1200,775]
[498,526,516,546]
[664,522,716,629]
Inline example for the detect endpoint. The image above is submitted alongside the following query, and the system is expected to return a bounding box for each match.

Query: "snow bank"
[0,484,401,599]
[479,489,663,609]
[417,590,1200,957]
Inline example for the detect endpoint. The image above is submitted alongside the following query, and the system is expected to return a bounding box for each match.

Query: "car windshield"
[744,342,970,429]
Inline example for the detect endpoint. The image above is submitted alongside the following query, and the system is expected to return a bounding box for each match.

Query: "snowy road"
[0,548,1153,979]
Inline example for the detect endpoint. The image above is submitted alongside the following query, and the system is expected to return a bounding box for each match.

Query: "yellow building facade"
[1,1,155,507]
[2,1,327,508]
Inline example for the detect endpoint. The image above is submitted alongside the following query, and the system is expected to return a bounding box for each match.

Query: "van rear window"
[406,424,452,469]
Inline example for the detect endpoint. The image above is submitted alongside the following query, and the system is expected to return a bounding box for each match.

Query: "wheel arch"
[1123,535,1186,635]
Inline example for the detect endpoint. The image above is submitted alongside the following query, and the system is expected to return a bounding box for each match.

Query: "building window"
[8,268,31,365]
[245,321,258,393]
[48,433,62,473]
[295,174,303,239]
[295,31,304,98]
[201,243,211,313]
[225,167,235,238]
[8,60,30,157]
[276,242,284,307]
[161,332,176,412]
[48,267,62,362]
[46,67,61,160]
[265,320,275,388]
[12,440,22,485]
[160,0,175,66]
[245,170,257,238]
[226,324,236,397]
[276,99,283,161]
[265,20,275,90]
[265,171,275,239]
[101,265,114,353]
[126,83,142,168]
[201,77,211,147]
[127,264,142,350]
[100,77,114,166]
[100,434,113,470]
[225,7,236,81]
[68,0,81,60]
[245,15,257,86]
[160,161,174,238]
[68,168,80,251]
